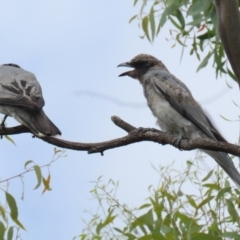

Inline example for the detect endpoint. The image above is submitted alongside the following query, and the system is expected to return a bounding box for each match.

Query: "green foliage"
[5,192,25,230]
[3,135,16,146]
[0,147,67,239]
[131,0,238,82]
[77,160,240,239]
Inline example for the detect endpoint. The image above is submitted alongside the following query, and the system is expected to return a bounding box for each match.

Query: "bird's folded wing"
[0,66,45,109]
[150,70,221,141]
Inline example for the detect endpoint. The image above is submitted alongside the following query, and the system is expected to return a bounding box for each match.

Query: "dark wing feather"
[0,65,44,109]
[150,70,224,141]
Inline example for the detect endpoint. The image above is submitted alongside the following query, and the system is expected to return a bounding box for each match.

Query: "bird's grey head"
[117,54,166,79]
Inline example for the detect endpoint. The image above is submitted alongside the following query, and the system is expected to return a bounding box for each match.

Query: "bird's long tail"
[204,150,240,188]
[11,107,61,137]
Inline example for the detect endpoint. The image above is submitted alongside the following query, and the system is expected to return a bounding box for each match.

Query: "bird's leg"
[0,115,8,128]
[0,115,8,139]
[173,128,187,150]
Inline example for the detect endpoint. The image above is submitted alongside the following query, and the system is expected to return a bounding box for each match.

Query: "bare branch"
[0,116,239,157]
[215,0,240,86]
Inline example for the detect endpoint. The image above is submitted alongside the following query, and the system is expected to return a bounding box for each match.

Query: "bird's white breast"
[141,78,200,139]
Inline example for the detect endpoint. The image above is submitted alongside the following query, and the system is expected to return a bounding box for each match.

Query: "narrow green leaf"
[160,5,177,27]
[138,203,151,210]
[0,206,7,223]
[156,20,161,35]
[0,221,4,240]
[197,52,213,72]
[113,227,123,234]
[197,196,214,209]
[5,192,25,230]
[149,7,155,41]
[165,192,176,202]
[202,169,214,182]
[142,210,154,231]
[3,135,16,146]
[129,14,138,23]
[197,30,215,40]
[163,213,171,226]
[134,0,138,6]
[216,187,231,200]
[33,165,42,189]
[176,33,187,46]
[24,160,34,169]
[191,36,200,60]
[186,195,197,208]
[96,222,103,234]
[219,115,232,122]
[226,199,240,222]
[140,0,147,15]
[139,225,148,235]
[12,219,25,230]
[174,9,185,29]
[6,192,18,220]
[169,16,182,31]
[142,16,151,42]
[130,218,141,232]
[102,214,116,226]
[232,99,240,108]
[96,209,116,234]
[7,226,14,240]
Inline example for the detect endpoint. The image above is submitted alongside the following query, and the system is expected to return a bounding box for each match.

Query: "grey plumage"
[0,64,61,137]
[118,54,240,188]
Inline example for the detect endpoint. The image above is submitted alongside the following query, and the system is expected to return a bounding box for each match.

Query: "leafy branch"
[132,0,240,85]
[78,163,240,239]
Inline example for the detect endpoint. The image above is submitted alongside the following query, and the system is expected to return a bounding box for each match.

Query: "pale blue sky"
[0,1,239,239]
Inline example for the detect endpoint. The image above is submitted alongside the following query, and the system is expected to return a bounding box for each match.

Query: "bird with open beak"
[118,54,240,188]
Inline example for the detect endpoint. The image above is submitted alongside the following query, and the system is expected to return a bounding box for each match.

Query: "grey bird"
[0,63,61,137]
[118,54,240,188]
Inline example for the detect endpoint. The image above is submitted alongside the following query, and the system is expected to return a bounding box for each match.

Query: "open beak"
[117,62,133,77]
[117,62,131,68]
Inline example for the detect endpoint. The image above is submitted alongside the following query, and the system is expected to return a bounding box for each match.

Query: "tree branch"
[214,0,240,86]
[0,116,240,157]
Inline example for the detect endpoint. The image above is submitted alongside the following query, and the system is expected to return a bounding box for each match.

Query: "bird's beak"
[117,62,133,77]
[117,62,131,68]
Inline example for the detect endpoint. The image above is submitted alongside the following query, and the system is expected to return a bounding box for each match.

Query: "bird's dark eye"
[137,61,154,68]
[135,61,147,68]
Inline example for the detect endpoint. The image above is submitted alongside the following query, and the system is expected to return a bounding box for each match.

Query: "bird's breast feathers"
[141,74,200,138]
